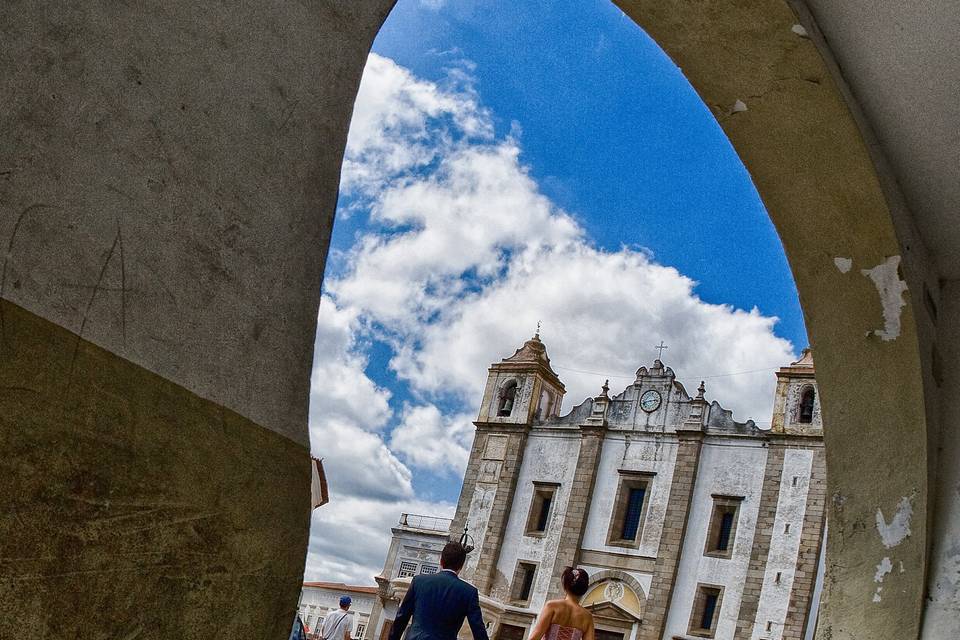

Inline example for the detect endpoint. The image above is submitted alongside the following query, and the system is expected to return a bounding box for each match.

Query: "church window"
[798,387,815,423]
[704,496,743,558]
[511,561,537,604]
[688,584,724,638]
[607,472,653,546]
[355,623,367,639]
[419,564,439,575]
[525,483,558,536]
[397,561,417,578]
[498,380,518,417]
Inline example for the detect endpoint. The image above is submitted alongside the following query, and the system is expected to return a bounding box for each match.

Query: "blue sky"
[307,0,805,584]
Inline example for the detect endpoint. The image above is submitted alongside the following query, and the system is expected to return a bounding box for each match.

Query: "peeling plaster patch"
[732,99,748,113]
[860,256,908,341]
[791,24,810,38]
[874,556,893,582]
[876,495,913,548]
[834,257,852,273]
[873,556,893,603]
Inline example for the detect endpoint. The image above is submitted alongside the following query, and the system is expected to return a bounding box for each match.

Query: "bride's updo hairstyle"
[561,567,589,597]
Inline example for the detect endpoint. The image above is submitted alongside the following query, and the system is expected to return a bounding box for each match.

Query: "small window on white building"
[511,561,537,605]
[355,623,367,639]
[420,564,439,575]
[704,495,743,558]
[398,561,418,578]
[607,472,653,546]
[498,380,518,417]
[525,483,558,536]
[688,584,724,638]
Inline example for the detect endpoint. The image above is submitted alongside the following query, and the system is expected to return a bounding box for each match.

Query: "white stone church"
[367,334,826,640]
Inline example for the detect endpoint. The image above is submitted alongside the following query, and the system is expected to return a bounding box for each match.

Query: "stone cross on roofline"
[655,341,668,359]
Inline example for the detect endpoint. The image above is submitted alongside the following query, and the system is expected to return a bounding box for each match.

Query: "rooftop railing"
[399,513,452,533]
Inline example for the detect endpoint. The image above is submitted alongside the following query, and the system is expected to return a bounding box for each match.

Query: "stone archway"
[0,1,951,639]
[581,571,647,631]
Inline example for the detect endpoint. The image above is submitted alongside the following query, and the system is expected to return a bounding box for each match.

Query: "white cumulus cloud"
[307,52,799,585]
[305,496,455,585]
[390,404,474,475]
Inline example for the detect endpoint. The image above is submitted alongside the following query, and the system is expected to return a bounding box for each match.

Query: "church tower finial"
[599,379,610,398]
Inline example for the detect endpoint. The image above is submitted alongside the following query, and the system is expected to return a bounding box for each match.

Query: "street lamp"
[459,524,475,554]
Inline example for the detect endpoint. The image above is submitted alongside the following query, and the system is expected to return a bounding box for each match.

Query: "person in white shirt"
[321,596,353,640]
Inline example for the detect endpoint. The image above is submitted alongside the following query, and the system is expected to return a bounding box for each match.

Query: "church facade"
[369,335,826,640]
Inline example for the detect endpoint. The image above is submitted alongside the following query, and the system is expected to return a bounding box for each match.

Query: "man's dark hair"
[440,541,468,571]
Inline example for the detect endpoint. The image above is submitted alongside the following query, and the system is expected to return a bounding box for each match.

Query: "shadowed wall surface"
[0,0,956,638]
[0,299,310,637]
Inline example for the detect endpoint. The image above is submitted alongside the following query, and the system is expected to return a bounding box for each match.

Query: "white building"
[369,335,825,640]
[367,514,453,640]
[298,582,379,640]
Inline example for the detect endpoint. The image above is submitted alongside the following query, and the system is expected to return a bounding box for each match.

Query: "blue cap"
[340,596,352,607]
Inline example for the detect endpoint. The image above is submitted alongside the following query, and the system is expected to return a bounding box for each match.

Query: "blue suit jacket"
[388,571,489,640]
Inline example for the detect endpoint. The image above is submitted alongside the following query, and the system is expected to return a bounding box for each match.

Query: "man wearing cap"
[320,596,354,640]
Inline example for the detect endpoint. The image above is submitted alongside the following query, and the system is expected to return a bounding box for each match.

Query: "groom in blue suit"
[388,542,489,640]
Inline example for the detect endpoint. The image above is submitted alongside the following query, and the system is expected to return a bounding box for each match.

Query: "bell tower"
[450,332,565,594]
[770,348,822,434]
[477,331,566,424]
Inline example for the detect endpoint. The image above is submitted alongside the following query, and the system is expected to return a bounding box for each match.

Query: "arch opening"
[303,4,837,640]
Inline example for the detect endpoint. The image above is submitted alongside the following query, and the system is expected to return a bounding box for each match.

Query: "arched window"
[535,389,553,420]
[799,387,815,423]
[498,380,518,417]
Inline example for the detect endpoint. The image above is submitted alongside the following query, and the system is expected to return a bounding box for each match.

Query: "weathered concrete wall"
[921,279,960,639]
[749,449,815,639]
[614,2,932,637]
[493,432,581,610]
[0,1,395,637]
[662,441,768,639]
[0,300,309,637]
[582,435,679,558]
[0,1,393,442]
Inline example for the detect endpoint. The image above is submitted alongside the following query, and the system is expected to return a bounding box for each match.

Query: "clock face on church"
[640,390,661,412]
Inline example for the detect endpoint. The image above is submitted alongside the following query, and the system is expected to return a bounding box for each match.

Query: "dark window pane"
[717,511,734,551]
[519,566,535,601]
[620,486,646,540]
[701,593,718,630]
[536,495,552,531]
